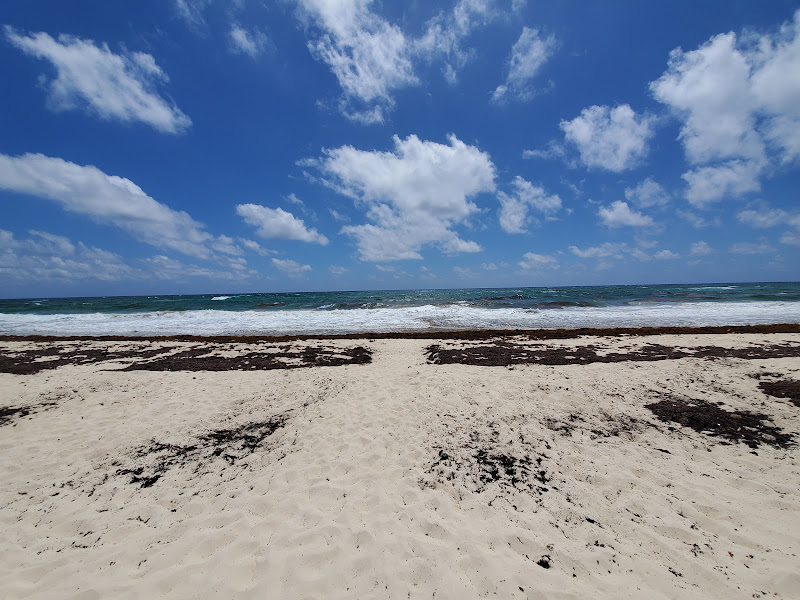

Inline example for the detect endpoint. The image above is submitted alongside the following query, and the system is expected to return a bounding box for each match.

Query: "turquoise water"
[1,282,798,336]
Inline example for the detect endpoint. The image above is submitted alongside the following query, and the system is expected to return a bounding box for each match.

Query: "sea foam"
[0,301,797,336]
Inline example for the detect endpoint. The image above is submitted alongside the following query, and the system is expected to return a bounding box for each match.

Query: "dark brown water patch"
[759,380,800,407]
[646,396,794,449]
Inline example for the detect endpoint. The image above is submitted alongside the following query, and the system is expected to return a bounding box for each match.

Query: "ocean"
[0,282,798,337]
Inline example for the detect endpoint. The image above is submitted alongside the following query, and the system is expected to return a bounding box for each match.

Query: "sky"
[1,0,799,298]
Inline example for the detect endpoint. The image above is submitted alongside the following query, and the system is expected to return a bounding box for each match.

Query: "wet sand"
[1,327,799,598]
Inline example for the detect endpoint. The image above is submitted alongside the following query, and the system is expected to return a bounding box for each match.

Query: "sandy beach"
[1,327,799,599]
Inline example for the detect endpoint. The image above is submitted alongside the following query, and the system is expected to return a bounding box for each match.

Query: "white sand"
[1,333,799,599]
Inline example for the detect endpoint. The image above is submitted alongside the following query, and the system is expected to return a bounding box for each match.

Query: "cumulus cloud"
[271,257,312,276]
[690,241,714,256]
[229,24,269,58]
[624,178,670,208]
[497,176,561,233]
[0,229,136,282]
[654,249,679,260]
[650,10,800,204]
[308,134,495,261]
[681,160,762,206]
[294,0,417,123]
[518,252,558,270]
[0,152,213,258]
[560,104,654,172]
[329,265,348,276]
[5,28,191,134]
[236,204,328,245]
[491,27,556,103]
[597,201,655,228]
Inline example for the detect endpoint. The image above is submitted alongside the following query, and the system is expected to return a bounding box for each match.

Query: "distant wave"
[211,296,231,301]
[1,301,798,336]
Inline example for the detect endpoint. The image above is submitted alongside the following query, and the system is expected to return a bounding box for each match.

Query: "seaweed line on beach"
[116,414,288,488]
[0,342,372,374]
[425,341,800,367]
[119,344,372,372]
[645,394,794,449]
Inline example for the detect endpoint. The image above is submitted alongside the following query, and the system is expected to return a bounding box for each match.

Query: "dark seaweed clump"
[759,380,800,407]
[646,396,794,449]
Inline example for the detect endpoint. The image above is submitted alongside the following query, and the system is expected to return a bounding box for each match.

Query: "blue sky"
[1,0,799,297]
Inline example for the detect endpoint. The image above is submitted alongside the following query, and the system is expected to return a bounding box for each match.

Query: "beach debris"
[758,379,800,407]
[116,415,287,488]
[0,343,173,374]
[646,395,794,449]
[425,341,800,367]
[425,422,552,498]
[0,400,59,427]
[0,341,371,374]
[120,344,372,371]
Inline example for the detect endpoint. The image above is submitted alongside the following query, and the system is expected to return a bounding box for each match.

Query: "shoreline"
[2,321,800,343]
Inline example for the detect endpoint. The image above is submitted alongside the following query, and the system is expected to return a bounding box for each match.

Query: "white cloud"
[681,160,762,206]
[491,27,556,103]
[295,0,417,123]
[781,231,800,246]
[0,229,136,282]
[521,142,567,162]
[737,206,799,228]
[416,0,494,84]
[236,204,328,244]
[650,10,800,203]
[518,252,558,270]
[238,238,272,256]
[597,201,655,228]
[569,242,628,259]
[229,24,269,58]
[174,0,212,28]
[654,249,679,260]
[0,152,213,258]
[310,134,495,261]
[497,176,561,233]
[624,178,670,208]
[560,104,654,172]
[453,265,478,279]
[678,209,719,228]
[5,28,190,134]
[271,257,312,276]
[144,254,255,281]
[729,242,776,254]
[329,265,348,276]
[211,234,243,255]
[690,241,714,256]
